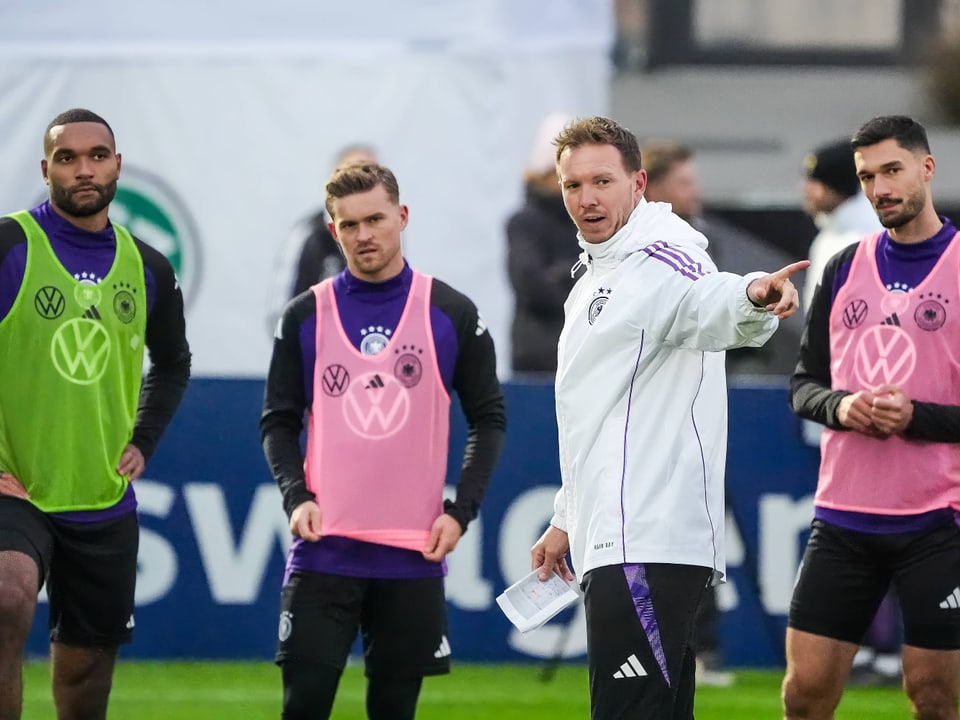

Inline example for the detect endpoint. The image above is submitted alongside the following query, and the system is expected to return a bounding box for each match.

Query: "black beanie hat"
[803,139,860,198]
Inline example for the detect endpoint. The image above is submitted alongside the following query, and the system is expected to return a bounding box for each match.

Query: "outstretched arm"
[746,260,810,319]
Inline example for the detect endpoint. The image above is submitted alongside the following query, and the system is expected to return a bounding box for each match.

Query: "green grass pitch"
[22,661,910,718]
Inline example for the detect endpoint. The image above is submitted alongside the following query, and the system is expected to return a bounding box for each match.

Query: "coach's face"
[557,143,645,244]
[328,184,408,283]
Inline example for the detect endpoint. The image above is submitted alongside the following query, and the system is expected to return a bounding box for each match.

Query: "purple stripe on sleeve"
[654,244,708,279]
[641,242,706,281]
[649,242,704,272]
[623,563,670,686]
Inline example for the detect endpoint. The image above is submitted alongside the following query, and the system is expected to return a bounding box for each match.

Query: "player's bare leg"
[782,628,858,719]
[0,551,40,720]
[51,643,118,720]
[902,645,960,720]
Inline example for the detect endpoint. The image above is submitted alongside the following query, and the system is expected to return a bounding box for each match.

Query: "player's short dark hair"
[554,116,642,173]
[325,163,400,219]
[44,108,115,154]
[851,115,930,155]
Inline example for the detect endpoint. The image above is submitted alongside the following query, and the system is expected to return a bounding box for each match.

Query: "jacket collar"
[574,198,708,272]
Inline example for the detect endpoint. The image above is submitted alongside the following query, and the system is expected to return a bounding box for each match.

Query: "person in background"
[800,136,899,688]
[506,112,578,377]
[530,115,806,720]
[287,144,378,297]
[785,115,960,720]
[261,162,506,720]
[0,108,191,719]
[643,141,803,378]
[801,138,883,315]
[267,144,378,331]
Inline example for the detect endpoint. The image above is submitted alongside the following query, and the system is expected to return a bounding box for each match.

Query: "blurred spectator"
[642,141,802,377]
[506,113,578,378]
[799,138,881,449]
[800,137,899,689]
[801,139,882,313]
[268,144,377,332]
[288,144,378,298]
[612,0,649,72]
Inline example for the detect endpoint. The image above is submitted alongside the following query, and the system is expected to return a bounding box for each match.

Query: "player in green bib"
[0,109,190,719]
[0,210,146,512]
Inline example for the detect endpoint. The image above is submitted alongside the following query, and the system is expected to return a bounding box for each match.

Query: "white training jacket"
[552,198,779,583]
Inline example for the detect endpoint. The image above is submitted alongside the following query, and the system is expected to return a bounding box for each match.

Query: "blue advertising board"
[26,379,820,667]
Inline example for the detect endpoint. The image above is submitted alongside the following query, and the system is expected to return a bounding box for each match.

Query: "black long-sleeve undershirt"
[790,243,960,442]
[260,277,506,531]
[130,238,192,460]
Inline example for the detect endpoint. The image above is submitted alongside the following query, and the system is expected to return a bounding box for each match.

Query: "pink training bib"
[818,232,960,514]
[304,271,451,550]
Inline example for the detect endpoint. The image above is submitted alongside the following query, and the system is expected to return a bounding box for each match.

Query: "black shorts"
[275,570,451,678]
[789,517,960,650]
[582,563,712,720]
[0,496,139,647]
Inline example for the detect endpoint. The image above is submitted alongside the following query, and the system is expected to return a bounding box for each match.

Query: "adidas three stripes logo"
[940,587,960,610]
[612,654,647,679]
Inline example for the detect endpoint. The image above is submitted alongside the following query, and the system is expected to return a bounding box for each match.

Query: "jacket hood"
[574,198,710,272]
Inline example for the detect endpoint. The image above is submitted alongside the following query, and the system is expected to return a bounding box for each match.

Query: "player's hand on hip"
[747,260,810,319]
[0,472,29,499]
[290,501,322,541]
[117,444,146,481]
[531,525,573,582]
[870,384,913,436]
[423,513,462,562]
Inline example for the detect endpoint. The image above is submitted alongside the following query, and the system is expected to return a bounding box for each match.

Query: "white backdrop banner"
[0,0,612,377]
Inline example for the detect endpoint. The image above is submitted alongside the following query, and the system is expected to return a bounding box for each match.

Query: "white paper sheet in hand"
[496,567,581,633]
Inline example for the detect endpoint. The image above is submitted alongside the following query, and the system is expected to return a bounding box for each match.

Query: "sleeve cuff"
[740,272,770,313]
[444,499,470,534]
[549,513,567,533]
[283,490,316,519]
